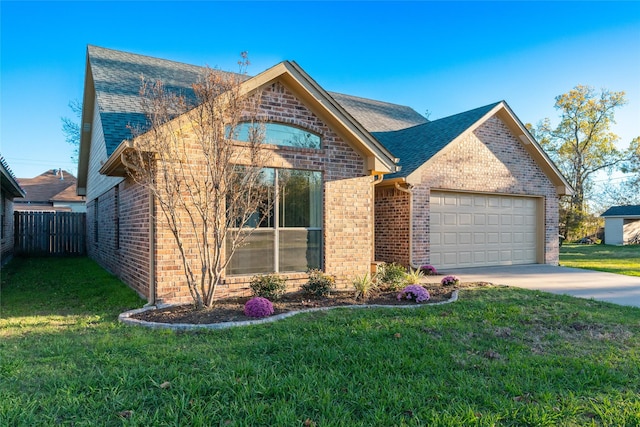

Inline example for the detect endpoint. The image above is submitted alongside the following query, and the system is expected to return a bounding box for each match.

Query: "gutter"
[394,182,422,270]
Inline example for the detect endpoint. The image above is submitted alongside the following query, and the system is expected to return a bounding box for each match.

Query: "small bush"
[420,264,438,275]
[303,269,336,297]
[244,297,274,318]
[441,275,460,287]
[405,268,424,284]
[397,285,430,303]
[377,262,408,291]
[250,273,287,300]
[352,273,377,301]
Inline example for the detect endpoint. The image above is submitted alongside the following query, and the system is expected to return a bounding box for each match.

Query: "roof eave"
[77,49,96,197]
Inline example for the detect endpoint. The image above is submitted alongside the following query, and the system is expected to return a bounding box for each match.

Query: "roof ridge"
[329,91,416,109]
[87,44,245,77]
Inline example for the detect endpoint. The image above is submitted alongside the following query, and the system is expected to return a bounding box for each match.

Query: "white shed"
[601,205,640,245]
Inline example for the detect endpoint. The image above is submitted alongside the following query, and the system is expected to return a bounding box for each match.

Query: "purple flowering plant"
[397,285,430,303]
[420,265,438,275]
[441,275,460,287]
[244,297,274,318]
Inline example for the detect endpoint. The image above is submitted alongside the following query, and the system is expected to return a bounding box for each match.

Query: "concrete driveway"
[441,264,640,308]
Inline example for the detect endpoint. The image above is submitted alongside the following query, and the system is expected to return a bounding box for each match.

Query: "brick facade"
[87,81,376,304]
[375,114,560,268]
[1,195,15,263]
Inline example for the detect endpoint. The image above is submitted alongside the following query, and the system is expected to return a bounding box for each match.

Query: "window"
[231,122,321,149]
[93,199,99,243]
[226,169,322,275]
[114,186,120,249]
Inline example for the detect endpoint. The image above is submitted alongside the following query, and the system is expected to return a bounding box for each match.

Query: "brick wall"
[87,178,150,300]
[88,80,376,304]
[375,114,560,268]
[374,186,410,265]
[1,195,15,263]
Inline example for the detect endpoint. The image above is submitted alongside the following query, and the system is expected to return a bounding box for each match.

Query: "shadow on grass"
[0,257,144,320]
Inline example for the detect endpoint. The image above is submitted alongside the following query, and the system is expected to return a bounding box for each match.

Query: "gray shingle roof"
[601,205,640,217]
[88,46,428,156]
[328,92,427,132]
[373,102,502,179]
[89,45,222,156]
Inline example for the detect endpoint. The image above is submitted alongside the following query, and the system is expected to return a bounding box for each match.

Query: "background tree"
[532,85,629,240]
[61,99,82,164]
[124,56,272,309]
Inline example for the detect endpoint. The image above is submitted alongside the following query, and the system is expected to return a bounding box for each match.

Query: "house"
[601,205,640,245]
[373,102,573,270]
[77,45,571,305]
[15,169,86,212]
[1,156,26,264]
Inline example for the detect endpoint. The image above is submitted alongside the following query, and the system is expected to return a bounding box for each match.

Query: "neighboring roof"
[16,169,84,204]
[374,102,501,179]
[0,156,26,198]
[601,205,640,218]
[328,92,427,132]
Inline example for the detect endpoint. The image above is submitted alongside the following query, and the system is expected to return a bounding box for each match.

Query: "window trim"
[231,121,322,150]
[227,168,323,275]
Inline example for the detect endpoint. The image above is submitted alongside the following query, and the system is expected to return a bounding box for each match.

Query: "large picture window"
[231,122,321,149]
[227,169,322,275]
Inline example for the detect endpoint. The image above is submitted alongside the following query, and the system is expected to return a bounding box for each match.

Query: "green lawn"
[560,243,640,276]
[2,257,640,426]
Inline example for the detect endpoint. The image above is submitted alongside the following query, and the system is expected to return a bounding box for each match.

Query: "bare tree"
[124,56,272,309]
[61,99,82,164]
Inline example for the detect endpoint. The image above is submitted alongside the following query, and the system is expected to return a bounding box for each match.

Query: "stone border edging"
[118,290,459,331]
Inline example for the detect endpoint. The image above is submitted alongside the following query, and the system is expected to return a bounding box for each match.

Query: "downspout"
[145,189,156,306]
[371,174,384,261]
[394,182,422,270]
[119,150,156,306]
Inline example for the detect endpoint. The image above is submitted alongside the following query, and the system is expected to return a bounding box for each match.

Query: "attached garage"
[430,191,540,269]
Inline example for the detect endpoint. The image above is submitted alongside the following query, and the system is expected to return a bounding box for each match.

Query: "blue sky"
[1,1,639,182]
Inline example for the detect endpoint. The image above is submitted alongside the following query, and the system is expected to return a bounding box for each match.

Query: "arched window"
[231,122,321,149]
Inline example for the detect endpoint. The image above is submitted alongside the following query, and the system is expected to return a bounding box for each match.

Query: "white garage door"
[430,192,538,269]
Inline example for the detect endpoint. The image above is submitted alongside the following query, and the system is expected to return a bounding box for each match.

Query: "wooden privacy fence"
[14,211,86,256]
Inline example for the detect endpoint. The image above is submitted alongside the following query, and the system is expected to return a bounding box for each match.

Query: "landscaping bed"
[131,282,489,324]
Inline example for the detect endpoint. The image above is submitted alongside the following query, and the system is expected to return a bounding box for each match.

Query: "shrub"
[250,273,287,300]
[405,268,424,284]
[397,285,430,303]
[352,273,377,301]
[441,275,460,287]
[420,264,438,275]
[244,297,274,318]
[302,269,336,297]
[377,262,408,291]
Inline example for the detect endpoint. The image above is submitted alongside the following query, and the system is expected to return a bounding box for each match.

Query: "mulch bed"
[131,282,491,325]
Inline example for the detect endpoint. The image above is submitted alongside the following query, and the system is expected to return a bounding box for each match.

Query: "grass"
[2,257,640,426]
[560,243,640,276]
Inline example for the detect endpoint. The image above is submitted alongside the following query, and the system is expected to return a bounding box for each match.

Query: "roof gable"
[373,102,501,179]
[601,205,640,217]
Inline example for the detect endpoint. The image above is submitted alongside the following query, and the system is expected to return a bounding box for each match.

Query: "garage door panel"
[430,192,538,269]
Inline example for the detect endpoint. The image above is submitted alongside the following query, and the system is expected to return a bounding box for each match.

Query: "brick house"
[77,46,571,304]
[373,103,572,270]
[1,156,26,264]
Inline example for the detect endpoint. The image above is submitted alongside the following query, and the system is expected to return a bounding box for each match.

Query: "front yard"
[560,243,640,276]
[1,257,640,426]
